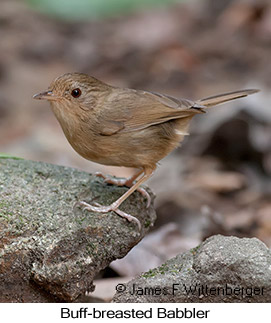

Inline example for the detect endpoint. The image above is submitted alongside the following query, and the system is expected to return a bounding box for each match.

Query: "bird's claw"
[95,172,128,186]
[136,187,151,208]
[94,172,105,179]
[78,201,141,230]
[93,201,102,207]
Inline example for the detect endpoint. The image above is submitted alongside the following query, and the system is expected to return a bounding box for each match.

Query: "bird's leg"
[95,169,151,207]
[79,166,156,229]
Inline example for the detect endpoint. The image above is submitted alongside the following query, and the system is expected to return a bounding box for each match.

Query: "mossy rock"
[0,158,156,302]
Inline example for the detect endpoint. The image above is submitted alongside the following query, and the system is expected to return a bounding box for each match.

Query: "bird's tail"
[196,89,259,108]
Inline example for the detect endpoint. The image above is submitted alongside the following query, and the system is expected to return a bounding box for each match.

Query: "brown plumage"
[33,72,259,229]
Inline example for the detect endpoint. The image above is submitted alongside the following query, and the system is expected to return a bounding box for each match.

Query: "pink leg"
[95,169,151,207]
[80,167,156,230]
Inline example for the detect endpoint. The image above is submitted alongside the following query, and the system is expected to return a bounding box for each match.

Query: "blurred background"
[1,0,271,301]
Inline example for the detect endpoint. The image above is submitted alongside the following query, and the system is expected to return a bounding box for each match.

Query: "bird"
[33,72,259,229]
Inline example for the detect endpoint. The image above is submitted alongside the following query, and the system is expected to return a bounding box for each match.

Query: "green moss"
[144,219,151,228]
[142,269,157,278]
[0,213,9,220]
[190,245,200,255]
[0,201,9,208]
[158,264,169,272]
[0,153,23,160]
[0,201,11,220]
[141,261,185,279]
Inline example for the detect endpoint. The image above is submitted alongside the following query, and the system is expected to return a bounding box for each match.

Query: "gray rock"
[113,235,271,302]
[0,158,156,302]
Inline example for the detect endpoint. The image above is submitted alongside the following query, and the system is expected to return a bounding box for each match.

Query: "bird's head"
[33,72,109,112]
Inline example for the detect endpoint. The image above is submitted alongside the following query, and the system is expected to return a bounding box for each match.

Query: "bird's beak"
[33,90,60,101]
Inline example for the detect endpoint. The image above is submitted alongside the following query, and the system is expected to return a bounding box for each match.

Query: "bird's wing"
[96,89,204,136]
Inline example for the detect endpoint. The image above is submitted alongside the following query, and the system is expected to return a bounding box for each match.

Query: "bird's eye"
[71,88,81,98]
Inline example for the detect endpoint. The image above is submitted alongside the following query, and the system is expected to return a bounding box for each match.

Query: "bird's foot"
[135,187,151,208]
[95,172,151,208]
[78,200,141,230]
[95,172,128,186]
